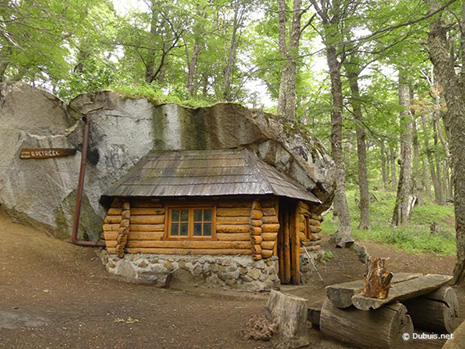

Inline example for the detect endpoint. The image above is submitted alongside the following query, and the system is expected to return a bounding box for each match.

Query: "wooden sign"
[19,148,77,159]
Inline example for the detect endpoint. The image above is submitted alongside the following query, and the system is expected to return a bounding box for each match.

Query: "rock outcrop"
[0,83,335,240]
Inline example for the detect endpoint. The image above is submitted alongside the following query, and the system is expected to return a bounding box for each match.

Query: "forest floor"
[1,209,463,349]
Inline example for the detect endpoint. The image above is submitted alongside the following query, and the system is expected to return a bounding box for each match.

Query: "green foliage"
[322,190,456,256]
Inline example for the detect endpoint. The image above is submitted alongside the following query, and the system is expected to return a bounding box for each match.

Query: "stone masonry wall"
[98,251,280,291]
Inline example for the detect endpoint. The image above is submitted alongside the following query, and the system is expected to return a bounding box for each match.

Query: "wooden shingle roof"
[102,148,321,203]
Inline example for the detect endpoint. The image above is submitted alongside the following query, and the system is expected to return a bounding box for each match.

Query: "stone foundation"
[98,250,281,291]
[300,250,325,284]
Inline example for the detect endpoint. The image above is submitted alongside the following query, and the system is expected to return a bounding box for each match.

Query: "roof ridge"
[242,149,273,194]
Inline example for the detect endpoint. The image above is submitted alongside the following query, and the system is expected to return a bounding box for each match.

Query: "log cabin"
[100,148,325,290]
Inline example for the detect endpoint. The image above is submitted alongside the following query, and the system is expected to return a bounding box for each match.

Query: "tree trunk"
[392,71,413,226]
[327,45,353,247]
[277,0,302,120]
[423,157,433,199]
[427,1,465,284]
[223,0,242,101]
[185,37,200,98]
[390,147,398,191]
[433,119,445,204]
[347,71,370,229]
[421,113,442,203]
[380,141,389,190]
[412,119,424,205]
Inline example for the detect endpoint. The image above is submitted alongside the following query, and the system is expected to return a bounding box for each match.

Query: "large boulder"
[0,84,335,240]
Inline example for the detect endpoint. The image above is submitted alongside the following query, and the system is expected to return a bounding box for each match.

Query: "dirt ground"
[1,211,463,349]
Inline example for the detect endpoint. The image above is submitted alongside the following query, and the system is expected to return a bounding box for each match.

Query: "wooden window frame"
[164,205,217,240]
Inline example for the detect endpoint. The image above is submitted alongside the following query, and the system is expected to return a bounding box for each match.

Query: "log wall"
[103,198,254,256]
[297,201,322,253]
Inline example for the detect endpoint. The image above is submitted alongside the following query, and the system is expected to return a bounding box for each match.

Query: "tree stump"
[363,257,393,299]
[320,300,413,348]
[404,286,459,333]
[265,290,309,348]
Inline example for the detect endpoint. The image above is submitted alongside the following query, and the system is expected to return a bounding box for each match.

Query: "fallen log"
[320,299,413,348]
[352,274,452,310]
[403,286,459,333]
[326,273,422,308]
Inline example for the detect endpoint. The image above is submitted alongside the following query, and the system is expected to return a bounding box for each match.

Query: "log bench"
[318,273,458,349]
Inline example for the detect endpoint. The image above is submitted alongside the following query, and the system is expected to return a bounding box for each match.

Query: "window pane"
[171,209,179,222]
[181,209,189,222]
[193,223,202,236]
[203,209,212,221]
[203,223,211,236]
[171,223,179,235]
[194,209,202,221]
[180,223,188,236]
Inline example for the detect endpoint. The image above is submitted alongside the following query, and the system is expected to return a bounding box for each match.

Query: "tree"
[426,0,465,284]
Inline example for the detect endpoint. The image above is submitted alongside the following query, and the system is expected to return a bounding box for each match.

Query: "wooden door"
[278,200,300,284]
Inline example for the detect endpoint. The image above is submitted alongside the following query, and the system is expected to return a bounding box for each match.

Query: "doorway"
[277,199,300,284]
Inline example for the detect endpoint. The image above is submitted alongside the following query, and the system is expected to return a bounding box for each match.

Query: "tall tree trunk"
[347,71,370,229]
[185,37,200,98]
[327,45,353,247]
[423,156,433,199]
[380,141,389,190]
[390,147,398,192]
[436,116,452,200]
[412,118,424,205]
[432,119,445,204]
[427,1,465,283]
[421,113,442,203]
[223,0,242,101]
[277,0,302,120]
[392,71,413,226]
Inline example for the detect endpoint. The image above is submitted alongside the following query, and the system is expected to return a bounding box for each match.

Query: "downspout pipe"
[71,116,105,247]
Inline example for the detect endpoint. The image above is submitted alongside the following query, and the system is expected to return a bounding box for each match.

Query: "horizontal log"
[262,208,277,216]
[262,232,278,241]
[299,232,306,241]
[107,247,118,254]
[260,200,277,208]
[298,201,310,210]
[251,209,263,219]
[251,235,263,244]
[310,233,322,241]
[121,219,130,227]
[104,216,122,224]
[250,226,262,235]
[217,233,250,241]
[121,210,130,219]
[326,273,423,309]
[309,225,322,234]
[262,216,279,224]
[131,208,165,215]
[308,219,322,227]
[130,215,164,224]
[128,231,164,241]
[311,214,322,221]
[122,202,130,210]
[217,207,251,217]
[104,231,118,240]
[352,274,453,310]
[298,222,306,232]
[216,216,250,225]
[261,249,273,258]
[320,299,413,349]
[216,225,249,234]
[131,200,162,208]
[253,254,262,260]
[262,224,280,233]
[118,226,128,235]
[299,214,305,223]
[261,241,276,250]
[251,219,263,227]
[106,240,117,248]
[251,201,261,210]
[103,224,120,231]
[301,239,311,247]
[217,202,252,208]
[252,245,262,254]
[108,208,122,215]
[130,224,164,232]
[125,248,252,255]
[126,240,251,249]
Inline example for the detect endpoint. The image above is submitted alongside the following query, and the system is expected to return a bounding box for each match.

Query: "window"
[166,207,215,239]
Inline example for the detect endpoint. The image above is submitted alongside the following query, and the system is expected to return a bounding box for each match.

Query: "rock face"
[0,83,335,240]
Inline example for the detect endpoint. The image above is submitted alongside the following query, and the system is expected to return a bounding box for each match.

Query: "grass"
[321,190,456,256]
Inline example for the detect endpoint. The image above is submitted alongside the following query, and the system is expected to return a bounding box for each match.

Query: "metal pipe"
[71,116,105,247]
